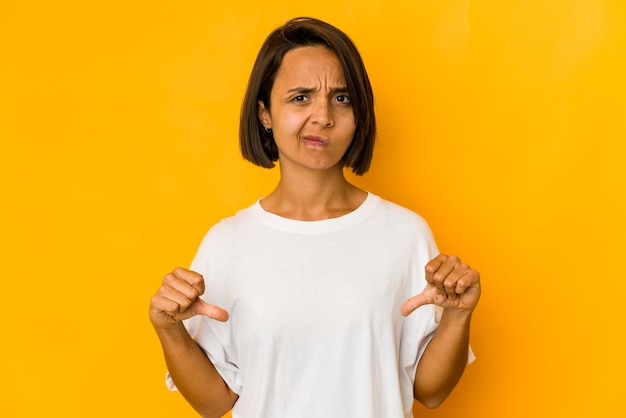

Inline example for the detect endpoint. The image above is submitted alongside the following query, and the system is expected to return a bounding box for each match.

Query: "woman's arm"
[155,323,238,417]
[412,309,472,408]
[150,268,238,417]
[401,254,481,408]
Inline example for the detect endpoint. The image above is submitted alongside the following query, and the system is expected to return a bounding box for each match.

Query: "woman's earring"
[264,127,272,133]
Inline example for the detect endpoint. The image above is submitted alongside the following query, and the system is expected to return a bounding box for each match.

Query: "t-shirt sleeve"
[164,315,242,394]
[167,315,243,395]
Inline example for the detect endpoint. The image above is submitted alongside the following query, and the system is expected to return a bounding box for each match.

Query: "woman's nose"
[310,99,333,127]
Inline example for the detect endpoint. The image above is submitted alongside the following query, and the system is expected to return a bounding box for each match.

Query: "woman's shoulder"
[372,194,431,228]
[193,200,261,250]
[208,200,260,233]
[371,195,439,254]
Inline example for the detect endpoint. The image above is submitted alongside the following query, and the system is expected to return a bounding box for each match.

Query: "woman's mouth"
[302,135,327,147]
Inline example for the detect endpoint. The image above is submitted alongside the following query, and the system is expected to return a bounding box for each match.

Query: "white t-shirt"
[168,193,456,417]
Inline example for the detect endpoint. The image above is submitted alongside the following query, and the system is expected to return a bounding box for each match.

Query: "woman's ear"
[257,100,271,130]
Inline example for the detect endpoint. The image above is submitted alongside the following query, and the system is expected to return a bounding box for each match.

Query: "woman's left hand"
[401,254,481,316]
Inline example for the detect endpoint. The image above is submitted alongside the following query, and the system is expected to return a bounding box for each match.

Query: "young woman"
[149,17,481,418]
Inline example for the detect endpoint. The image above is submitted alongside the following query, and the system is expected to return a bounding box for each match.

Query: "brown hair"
[239,17,376,175]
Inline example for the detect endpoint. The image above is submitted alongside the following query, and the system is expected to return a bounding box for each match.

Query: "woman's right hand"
[149,267,230,330]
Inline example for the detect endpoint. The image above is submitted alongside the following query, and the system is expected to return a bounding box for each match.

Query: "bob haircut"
[239,17,376,175]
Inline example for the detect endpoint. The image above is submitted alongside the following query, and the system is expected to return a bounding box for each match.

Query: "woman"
[149,17,481,418]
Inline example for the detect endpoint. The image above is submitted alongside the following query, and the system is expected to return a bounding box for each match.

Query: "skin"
[149,45,481,416]
[257,45,365,220]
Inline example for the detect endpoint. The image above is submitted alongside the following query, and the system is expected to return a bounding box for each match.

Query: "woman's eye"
[335,95,351,103]
[292,95,306,102]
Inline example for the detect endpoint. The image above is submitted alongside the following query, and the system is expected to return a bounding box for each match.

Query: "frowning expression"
[258,45,357,173]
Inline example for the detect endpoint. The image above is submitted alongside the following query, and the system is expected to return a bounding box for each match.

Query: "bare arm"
[150,268,238,417]
[412,308,472,408]
[401,254,481,408]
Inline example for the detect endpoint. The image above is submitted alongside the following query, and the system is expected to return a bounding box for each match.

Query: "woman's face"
[258,45,356,174]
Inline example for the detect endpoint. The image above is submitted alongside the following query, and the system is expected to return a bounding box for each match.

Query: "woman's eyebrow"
[287,86,316,94]
[286,86,349,94]
[331,87,349,94]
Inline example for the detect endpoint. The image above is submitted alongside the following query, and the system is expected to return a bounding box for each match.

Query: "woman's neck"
[261,166,367,221]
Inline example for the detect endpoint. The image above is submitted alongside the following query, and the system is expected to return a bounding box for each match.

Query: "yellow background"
[2,1,625,417]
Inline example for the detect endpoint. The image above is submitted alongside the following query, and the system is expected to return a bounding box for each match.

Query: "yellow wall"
[2,1,625,417]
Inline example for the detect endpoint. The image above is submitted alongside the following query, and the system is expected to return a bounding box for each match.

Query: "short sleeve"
[165,314,242,395]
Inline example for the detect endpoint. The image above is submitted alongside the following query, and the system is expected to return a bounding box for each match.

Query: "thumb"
[400,291,433,317]
[190,298,230,322]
